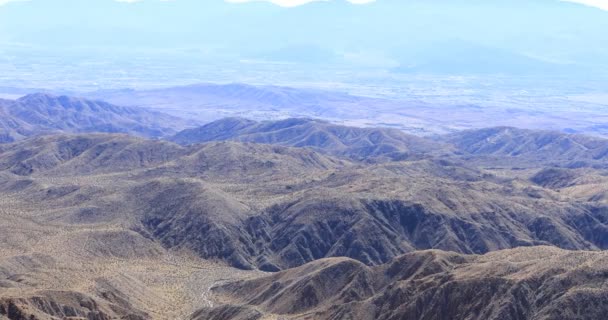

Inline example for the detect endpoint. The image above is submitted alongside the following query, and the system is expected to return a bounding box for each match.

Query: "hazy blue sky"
[560,0,608,10]
[1,0,607,80]
[226,0,375,6]
[228,0,608,10]
[0,0,605,9]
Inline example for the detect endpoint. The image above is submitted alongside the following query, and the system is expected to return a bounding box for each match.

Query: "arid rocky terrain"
[205,246,608,320]
[1,94,608,319]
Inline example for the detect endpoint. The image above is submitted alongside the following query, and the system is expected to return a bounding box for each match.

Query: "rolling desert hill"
[170,118,608,169]
[170,117,451,161]
[0,93,193,143]
[1,120,608,319]
[531,168,608,205]
[203,246,608,320]
[444,127,608,168]
[1,133,607,272]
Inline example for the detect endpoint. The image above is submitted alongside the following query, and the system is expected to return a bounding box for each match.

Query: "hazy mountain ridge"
[170,117,608,168]
[87,83,608,138]
[87,83,404,124]
[446,126,608,160]
[444,126,608,169]
[0,93,192,142]
[170,117,450,161]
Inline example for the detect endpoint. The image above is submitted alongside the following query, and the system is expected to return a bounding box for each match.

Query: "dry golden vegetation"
[207,247,608,320]
[0,170,262,319]
[0,115,607,319]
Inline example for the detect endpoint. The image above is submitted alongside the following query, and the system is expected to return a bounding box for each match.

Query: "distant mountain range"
[446,127,608,165]
[170,117,608,167]
[85,83,608,138]
[2,92,608,167]
[170,117,450,161]
[0,93,193,142]
[86,83,393,121]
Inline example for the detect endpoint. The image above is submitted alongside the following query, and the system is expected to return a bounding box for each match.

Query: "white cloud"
[562,0,608,10]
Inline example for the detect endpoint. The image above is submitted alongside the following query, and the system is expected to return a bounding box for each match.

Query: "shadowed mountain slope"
[0,93,192,142]
[201,246,608,320]
[170,117,452,161]
[1,131,608,318]
[1,134,608,272]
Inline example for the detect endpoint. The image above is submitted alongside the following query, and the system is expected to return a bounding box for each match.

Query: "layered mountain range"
[1,94,608,319]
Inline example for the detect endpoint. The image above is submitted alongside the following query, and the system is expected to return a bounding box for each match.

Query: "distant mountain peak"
[17,92,62,103]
